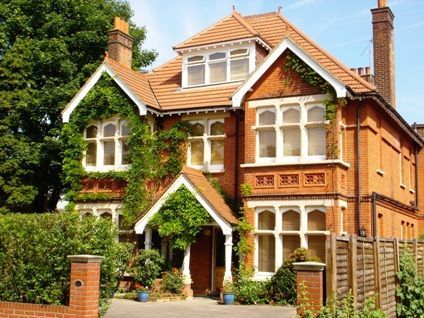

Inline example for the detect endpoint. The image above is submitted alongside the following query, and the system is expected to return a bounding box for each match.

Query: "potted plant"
[222,280,235,305]
[132,249,164,302]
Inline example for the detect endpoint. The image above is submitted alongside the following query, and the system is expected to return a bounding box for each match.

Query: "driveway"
[104,298,296,318]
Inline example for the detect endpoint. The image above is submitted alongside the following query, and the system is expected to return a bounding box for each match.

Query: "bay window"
[253,96,327,163]
[83,118,131,171]
[253,202,329,278]
[187,119,225,171]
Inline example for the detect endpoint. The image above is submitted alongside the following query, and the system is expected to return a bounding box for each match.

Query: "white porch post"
[182,244,192,284]
[224,233,233,281]
[144,227,152,250]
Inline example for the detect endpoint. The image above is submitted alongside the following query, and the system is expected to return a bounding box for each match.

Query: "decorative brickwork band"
[293,261,326,314]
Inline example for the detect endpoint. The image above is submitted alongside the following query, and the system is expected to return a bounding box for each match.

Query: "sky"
[128,0,424,124]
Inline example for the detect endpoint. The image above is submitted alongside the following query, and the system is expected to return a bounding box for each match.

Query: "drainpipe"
[356,102,362,235]
[372,192,377,237]
[413,123,419,208]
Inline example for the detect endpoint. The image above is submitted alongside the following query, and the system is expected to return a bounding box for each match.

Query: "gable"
[232,37,348,107]
[246,50,323,101]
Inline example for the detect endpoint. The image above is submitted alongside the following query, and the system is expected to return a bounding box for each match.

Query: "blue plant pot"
[137,291,149,302]
[223,293,235,305]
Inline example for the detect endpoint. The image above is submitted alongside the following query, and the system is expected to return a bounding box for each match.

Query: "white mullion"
[115,121,121,166]
[276,105,283,161]
[300,103,308,161]
[274,205,282,270]
[203,119,210,170]
[300,204,308,248]
[97,121,103,168]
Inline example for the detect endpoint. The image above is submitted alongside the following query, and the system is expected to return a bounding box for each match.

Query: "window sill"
[400,184,406,190]
[181,80,243,90]
[187,165,225,174]
[376,169,385,176]
[84,165,130,172]
[253,272,274,281]
[241,159,350,169]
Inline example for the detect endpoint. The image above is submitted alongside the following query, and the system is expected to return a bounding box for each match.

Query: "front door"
[190,226,213,295]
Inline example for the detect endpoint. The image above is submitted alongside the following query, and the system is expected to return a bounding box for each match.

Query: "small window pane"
[283,109,300,124]
[308,209,326,231]
[210,122,224,135]
[86,126,97,138]
[100,212,112,220]
[258,210,275,230]
[308,127,326,156]
[103,140,115,165]
[187,55,204,63]
[121,124,131,136]
[283,128,300,156]
[86,143,97,166]
[121,139,131,165]
[191,123,204,136]
[230,49,248,57]
[209,52,226,60]
[308,106,324,122]
[188,65,205,86]
[308,235,326,262]
[258,234,275,272]
[283,235,300,261]
[209,62,227,83]
[190,140,204,165]
[282,210,300,231]
[103,124,116,137]
[230,58,249,81]
[259,130,276,158]
[259,111,275,125]
[211,140,224,165]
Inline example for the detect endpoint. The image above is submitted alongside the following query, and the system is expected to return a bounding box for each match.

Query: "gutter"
[356,102,362,236]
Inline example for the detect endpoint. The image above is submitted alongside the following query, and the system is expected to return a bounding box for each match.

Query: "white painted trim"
[62,63,147,123]
[175,37,270,54]
[241,159,351,169]
[134,174,233,235]
[232,37,347,108]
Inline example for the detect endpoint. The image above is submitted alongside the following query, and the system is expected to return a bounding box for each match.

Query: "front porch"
[134,167,238,296]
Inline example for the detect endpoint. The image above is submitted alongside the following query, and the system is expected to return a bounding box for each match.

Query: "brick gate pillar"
[67,255,103,318]
[293,261,326,314]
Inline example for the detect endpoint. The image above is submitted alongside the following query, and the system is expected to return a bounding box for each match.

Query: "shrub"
[233,266,269,304]
[132,249,164,289]
[396,250,424,318]
[0,212,129,307]
[268,248,319,305]
[161,268,184,295]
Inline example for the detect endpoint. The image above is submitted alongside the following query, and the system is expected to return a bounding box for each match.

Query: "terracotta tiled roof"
[181,167,238,225]
[104,57,159,108]
[102,10,375,112]
[174,12,259,50]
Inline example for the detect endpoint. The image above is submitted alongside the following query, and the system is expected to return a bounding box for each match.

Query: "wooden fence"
[326,234,424,318]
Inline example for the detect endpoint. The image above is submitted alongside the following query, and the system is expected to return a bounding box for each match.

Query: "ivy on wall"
[148,186,211,250]
[62,74,189,225]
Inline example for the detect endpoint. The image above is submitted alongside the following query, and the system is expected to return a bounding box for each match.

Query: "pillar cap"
[67,255,103,263]
[293,261,325,272]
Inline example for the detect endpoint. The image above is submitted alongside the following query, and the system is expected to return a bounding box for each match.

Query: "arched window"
[99,211,112,220]
[258,210,275,230]
[307,209,326,231]
[256,208,276,273]
[282,210,300,231]
[307,106,326,156]
[257,108,276,159]
[281,107,301,157]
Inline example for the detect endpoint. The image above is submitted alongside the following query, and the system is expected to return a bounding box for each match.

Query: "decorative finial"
[232,5,236,12]
[277,6,282,13]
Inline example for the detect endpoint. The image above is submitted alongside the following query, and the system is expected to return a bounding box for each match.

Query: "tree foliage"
[0,0,157,213]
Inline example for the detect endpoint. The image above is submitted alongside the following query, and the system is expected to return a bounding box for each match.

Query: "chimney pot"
[378,0,388,8]
[365,67,371,75]
[358,67,364,76]
[350,68,356,73]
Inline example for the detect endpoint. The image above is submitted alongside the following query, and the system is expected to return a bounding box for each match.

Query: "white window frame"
[83,118,131,172]
[255,107,277,163]
[182,43,255,88]
[250,199,330,280]
[187,118,225,172]
[250,95,328,165]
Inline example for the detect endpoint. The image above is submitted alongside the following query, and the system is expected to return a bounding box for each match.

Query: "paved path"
[104,298,296,318]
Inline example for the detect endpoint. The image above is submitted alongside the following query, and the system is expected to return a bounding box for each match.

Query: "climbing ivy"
[284,52,346,123]
[61,74,189,225]
[148,186,211,250]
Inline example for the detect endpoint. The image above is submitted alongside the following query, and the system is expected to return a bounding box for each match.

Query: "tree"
[0,0,157,213]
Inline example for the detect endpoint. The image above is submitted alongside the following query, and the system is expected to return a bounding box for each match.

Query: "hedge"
[0,212,132,307]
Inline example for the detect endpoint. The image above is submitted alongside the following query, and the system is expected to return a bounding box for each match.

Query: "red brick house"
[61,1,423,294]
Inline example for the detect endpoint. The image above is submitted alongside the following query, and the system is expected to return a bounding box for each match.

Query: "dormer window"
[183,47,253,88]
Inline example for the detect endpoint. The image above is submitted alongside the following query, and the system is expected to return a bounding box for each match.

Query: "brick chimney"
[371,0,396,107]
[107,17,133,68]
